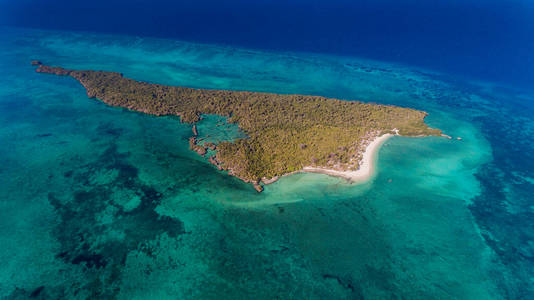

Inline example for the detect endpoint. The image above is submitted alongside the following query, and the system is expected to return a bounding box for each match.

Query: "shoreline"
[301,133,394,183]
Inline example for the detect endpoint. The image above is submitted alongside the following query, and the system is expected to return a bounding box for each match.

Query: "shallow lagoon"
[0,27,533,298]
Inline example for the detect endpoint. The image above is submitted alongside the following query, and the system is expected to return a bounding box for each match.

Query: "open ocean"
[1,1,533,299]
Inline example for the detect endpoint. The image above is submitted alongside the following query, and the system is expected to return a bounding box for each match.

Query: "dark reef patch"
[29,286,45,298]
[96,122,124,138]
[322,274,357,294]
[47,142,185,297]
[7,286,48,300]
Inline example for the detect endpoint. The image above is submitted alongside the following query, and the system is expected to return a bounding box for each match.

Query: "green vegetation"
[36,64,441,185]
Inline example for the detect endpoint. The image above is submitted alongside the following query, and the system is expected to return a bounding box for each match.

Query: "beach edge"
[301,133,394,183]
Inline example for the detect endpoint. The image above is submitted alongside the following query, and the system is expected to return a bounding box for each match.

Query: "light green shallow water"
[0,27,521,298]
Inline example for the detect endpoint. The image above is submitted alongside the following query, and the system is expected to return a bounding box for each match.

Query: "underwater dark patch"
[6,285,48,300]
[96,122,124,138]
[47,143,185,297]
[29,286,45,298]
[71,253,107,268]
[0,95,40,123]
[322,274,356,293]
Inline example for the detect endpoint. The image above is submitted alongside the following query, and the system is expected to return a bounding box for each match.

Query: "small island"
[34,62,441,192]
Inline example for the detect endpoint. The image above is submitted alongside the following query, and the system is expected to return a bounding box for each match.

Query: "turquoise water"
[1,27,533,298]
[195,114,248,145]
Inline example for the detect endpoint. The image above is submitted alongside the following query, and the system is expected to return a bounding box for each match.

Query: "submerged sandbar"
[34,62,441,191]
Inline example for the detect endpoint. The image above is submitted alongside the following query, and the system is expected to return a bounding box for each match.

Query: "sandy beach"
[302,133,394,182]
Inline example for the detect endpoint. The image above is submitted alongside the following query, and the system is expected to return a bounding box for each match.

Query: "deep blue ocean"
[2,0,533,89]
[1,1,534,299]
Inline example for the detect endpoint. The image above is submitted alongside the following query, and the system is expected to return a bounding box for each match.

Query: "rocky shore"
[207,154,263,192]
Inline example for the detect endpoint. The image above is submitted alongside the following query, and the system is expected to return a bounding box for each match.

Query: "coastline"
[210,133,394,192]
[301,133,394,183]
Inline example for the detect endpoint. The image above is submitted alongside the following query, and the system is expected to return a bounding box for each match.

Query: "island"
[34,62,441,192]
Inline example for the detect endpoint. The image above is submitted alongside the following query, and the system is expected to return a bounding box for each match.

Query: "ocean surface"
[2,0,533,90]
[0,26,533,299]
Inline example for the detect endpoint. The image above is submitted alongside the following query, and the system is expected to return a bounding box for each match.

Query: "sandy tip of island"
[302,133,394,183]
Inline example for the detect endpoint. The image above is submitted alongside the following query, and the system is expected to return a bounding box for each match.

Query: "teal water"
[195,114,248,145]
[1,27,532,298]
